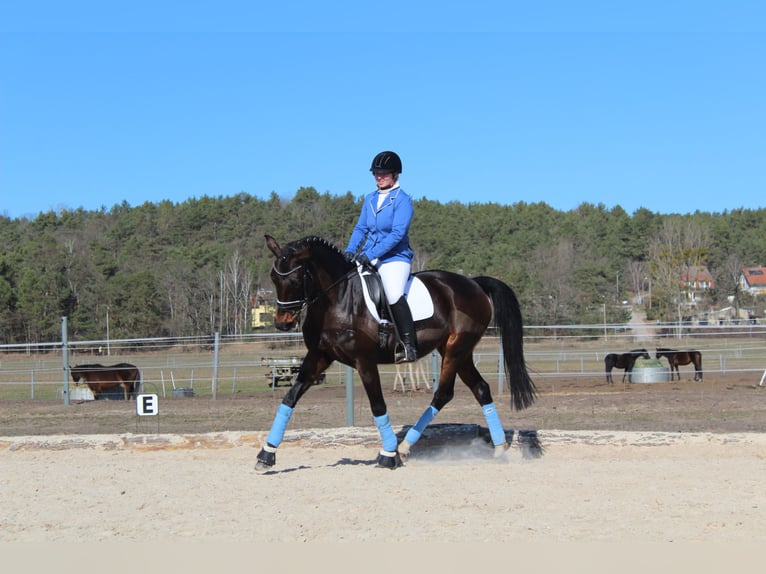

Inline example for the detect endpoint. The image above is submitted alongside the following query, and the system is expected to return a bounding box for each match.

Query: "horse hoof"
[254,448,276,472]
[397,439,412,459]
[397,444,410,464]
[376,451,403,469]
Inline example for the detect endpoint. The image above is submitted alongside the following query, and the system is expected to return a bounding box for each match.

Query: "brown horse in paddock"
[655,348,703,381]
[70,363,142,400]
[604,349,651,384]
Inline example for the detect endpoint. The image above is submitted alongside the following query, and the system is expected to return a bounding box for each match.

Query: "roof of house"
[741,267,766,287]
[681,265,714,283]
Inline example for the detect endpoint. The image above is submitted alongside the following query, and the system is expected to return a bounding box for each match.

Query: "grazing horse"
[604,349,650,384]
[255,235,537,471]
[655,348,703,381]
[70,363,142,400]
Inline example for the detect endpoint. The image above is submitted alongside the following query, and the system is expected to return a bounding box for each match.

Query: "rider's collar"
[377,183,400,193]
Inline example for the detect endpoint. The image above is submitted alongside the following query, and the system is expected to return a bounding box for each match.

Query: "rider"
[344,150,417,363]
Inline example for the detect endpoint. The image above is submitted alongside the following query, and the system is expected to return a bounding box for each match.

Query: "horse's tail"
[473,276,537,411]
[123,367,141,399]
[133,368,143,397]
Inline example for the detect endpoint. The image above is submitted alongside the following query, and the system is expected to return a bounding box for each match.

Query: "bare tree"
[223,250,253,335]
[722,253,744,319]
[529,239,576,326]
[647,217,711,320]
[625,259,647,304]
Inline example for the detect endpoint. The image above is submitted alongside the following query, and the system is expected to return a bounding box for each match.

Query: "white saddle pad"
[359,270,434,323]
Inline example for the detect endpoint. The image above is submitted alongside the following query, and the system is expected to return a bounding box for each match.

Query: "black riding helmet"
[370,151,402,174]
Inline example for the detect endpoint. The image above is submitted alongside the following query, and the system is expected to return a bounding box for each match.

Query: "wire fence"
[2,320,765,401]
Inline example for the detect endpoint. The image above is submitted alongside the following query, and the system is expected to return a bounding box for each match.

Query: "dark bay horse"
[655,348,703,381]
[70,363,142,400]
[604,349,650,384]
[255,235,537,471]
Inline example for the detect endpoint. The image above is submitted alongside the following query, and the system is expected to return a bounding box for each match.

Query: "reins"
[272,260,359,312]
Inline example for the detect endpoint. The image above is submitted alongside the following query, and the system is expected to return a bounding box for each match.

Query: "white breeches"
[376,260,411,303]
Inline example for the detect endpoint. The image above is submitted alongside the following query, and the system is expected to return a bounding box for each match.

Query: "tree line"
[1,187,765,344]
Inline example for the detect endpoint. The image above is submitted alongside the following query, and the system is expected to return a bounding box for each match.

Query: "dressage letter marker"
[136,394,159,416]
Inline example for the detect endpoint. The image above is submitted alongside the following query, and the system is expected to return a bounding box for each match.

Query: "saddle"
[357,267,434,348]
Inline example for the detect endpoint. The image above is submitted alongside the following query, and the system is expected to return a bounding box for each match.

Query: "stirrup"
[395,343,417,364]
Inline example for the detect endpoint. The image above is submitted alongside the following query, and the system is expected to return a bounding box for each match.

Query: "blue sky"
[2,1,764,220]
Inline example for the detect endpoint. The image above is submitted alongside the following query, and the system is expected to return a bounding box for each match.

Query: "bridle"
[272,258,359,314]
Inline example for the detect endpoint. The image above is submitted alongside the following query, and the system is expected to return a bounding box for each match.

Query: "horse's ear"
[265,235,281,257]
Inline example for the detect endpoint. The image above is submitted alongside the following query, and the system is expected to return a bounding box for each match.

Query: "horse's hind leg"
[397,351,459,460]
[457,362,509,456]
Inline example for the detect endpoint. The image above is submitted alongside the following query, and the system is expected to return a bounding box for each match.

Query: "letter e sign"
[136,394,159,416]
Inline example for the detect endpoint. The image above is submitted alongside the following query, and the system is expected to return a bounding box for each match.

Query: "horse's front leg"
[255,353,330,472]
[357,361,402,469]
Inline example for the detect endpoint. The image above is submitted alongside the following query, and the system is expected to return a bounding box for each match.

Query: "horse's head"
[70,364,99,382]
[265,234,348,331]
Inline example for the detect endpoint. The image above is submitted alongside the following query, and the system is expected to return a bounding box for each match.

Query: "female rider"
[344,150,417,363]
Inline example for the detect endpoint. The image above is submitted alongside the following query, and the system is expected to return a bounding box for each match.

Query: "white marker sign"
[136,394,159,416]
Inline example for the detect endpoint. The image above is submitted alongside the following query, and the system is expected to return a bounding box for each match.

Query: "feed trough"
[630,358,670,383]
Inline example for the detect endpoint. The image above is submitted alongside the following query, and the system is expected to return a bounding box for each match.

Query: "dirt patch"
[1,370,764,436]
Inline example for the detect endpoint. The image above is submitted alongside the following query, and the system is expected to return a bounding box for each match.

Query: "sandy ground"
[2,427,764,543]
[3,367,765,547]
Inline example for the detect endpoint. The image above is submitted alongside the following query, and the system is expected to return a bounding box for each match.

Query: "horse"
[604,349,650,384]
[255,235,537,471]
[655,348,703,381]
[70,363,142,400]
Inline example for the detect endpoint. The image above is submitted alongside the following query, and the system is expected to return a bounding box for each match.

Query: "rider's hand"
[344,251,355,262]
[356,253,371,267]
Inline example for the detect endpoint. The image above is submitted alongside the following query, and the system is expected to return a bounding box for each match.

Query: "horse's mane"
[291,236,344,257]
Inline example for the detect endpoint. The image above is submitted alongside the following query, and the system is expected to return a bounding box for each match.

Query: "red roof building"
[739,267,766,296]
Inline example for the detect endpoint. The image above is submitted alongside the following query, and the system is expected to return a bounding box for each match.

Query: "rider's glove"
[356,253,371,267]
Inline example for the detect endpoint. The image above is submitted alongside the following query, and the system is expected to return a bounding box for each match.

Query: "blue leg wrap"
[403,405,439,446]
[482,403,506,446]
[266,403,294,448]
[374,413,398,453]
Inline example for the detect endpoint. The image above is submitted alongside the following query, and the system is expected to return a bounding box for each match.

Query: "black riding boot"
[390,296,417,364]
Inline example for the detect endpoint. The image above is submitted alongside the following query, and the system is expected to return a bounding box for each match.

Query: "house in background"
[738,267,766,297]
[681,265,715,305]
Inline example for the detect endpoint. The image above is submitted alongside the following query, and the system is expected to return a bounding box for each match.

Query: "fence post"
[345,365,354,427]
[61,316,69,406]
[431,351,439,392]
[212,332,219,399]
